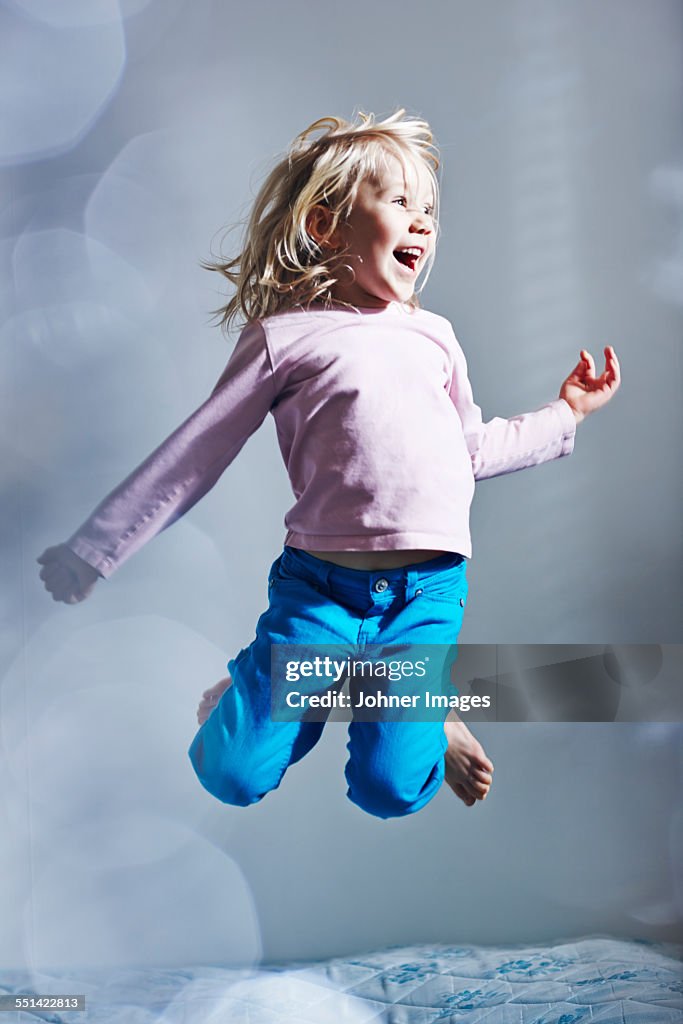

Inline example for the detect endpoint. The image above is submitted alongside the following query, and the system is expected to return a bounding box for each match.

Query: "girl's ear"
[306,205,342,250]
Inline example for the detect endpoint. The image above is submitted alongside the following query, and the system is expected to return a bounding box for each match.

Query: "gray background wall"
[1,0,681,969]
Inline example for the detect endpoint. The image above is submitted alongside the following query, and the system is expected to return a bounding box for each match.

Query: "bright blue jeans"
[188,547,468,818]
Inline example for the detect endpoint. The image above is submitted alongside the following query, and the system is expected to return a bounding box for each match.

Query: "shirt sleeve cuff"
[548,397,577,456]
[65,538,113,579]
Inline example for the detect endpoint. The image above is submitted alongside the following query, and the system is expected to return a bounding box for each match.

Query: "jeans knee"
[187,733,280,807]
[346,761,444,819]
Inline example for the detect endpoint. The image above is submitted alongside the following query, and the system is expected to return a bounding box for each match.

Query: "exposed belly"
[304,549,446,570]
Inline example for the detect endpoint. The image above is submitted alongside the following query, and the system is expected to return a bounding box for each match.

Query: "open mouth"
[393,248,423,273]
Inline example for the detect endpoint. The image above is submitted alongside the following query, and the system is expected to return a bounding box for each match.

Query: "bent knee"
[346,762,444,819]
[187,734,282,807]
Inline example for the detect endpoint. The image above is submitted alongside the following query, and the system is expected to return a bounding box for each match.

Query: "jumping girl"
[37,110,620,818]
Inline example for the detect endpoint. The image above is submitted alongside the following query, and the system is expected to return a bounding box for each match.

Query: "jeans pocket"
[421,573,468,603]
[270,562,319,595]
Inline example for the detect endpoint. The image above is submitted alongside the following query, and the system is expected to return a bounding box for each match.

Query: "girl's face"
[330,152,436,308]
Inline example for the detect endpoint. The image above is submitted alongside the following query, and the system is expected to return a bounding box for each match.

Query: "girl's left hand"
[559,346,621,424]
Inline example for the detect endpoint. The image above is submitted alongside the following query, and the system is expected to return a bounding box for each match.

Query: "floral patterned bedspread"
[1,936,681,1022]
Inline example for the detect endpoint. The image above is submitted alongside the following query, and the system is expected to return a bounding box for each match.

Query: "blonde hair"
[204,109,440,332]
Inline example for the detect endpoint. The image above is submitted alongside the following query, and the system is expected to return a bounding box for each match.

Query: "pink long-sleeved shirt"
[67,302,576,578]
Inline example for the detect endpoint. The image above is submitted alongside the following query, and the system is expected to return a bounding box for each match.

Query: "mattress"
[1,936,681,1022]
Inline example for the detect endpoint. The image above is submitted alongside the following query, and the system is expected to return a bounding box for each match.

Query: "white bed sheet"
[1,936,681,1022]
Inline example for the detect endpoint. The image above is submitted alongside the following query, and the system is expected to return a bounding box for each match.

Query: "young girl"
[37,110,620,819]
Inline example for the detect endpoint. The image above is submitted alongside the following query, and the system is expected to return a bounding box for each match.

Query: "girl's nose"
[410,209,432,233]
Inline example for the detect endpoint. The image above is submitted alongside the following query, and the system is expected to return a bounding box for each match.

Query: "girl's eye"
[393,197,434,216]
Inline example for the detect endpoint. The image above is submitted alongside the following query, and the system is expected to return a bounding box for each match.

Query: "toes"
[197,678,233,725]
[199,681,230,710]
[202,676,233,698]
[197,703,214,725]
[461,770,492,800]
[473,755,494,775]
[445,774,478,807]
[454,782,475,806]
[471,774,492,797]
[454,784,476,807]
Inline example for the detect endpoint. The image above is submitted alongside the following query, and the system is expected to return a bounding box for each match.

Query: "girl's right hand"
[37,544,101,604]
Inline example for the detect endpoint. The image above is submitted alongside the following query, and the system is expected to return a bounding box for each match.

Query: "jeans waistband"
[279,546,466,603]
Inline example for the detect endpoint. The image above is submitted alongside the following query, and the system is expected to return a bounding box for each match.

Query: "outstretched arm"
[37,321,276,601]
[448,329,577,480]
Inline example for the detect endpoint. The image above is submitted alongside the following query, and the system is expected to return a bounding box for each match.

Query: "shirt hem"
[284,530,472,559]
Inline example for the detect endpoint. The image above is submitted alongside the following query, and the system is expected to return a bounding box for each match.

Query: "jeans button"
[374,578,389,593]
[415,588,423,596]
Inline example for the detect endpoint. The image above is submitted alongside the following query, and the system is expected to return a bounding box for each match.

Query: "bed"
[2,936,681,1022]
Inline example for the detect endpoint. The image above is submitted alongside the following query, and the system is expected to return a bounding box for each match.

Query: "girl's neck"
[307,298,408,314]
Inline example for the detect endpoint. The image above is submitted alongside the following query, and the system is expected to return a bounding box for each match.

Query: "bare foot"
[197,675,233,726]
[443,711,494,808]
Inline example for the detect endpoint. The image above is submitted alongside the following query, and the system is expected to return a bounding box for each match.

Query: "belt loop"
[318,558,333,590]
[405,567,418,601]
